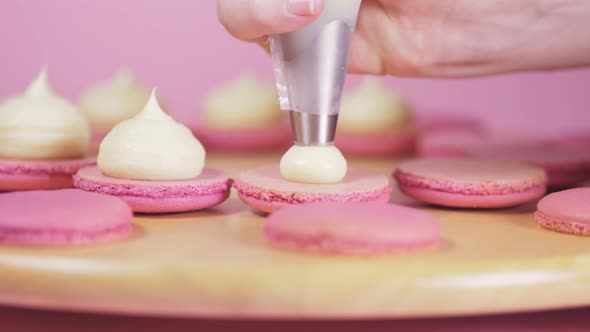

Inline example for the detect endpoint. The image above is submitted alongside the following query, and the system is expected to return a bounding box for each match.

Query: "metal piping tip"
[289,110,338,146]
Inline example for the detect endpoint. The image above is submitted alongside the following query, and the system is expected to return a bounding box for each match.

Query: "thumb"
[218,0,324,41]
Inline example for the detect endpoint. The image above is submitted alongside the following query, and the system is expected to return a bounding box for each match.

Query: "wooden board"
[0,153,589,319]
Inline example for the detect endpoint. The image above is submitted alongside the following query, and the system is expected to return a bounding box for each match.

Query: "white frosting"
[98,89,205,181]
[280,145,347,184]
[204,73,281,129]
[79,69,150,131]
[0,69,90,160]
[339,78,411,134]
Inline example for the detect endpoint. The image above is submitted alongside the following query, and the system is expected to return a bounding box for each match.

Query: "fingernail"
[287,0,316,16]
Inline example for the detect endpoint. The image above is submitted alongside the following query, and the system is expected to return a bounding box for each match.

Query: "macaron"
[264,202,440,255]
[198,73,290,152]
[394,157,547,208]
[0,157,96,192]
[335,129,416,157]
[74,166,232,213]
[535,188,590,236]
[473,145,590,189]
[0,189,132,246]
[193,124,292,152]
[234,165,392,213]
[336,78,415,157]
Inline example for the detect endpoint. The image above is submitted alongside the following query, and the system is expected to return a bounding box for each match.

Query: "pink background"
[0,2,589,328]
[0,0,589,136]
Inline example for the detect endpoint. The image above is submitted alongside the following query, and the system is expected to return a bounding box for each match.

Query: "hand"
[217,0,590,77]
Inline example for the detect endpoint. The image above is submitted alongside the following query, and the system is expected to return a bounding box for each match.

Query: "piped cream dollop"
[79,69,151,131]
[0,69,90,160]
[98,89,205,181]
[280,145,347,184]
[204,73,281,129]
[339,78,411,134]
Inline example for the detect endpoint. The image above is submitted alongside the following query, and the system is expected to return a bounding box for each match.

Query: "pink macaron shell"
[535,188,590,236]
[472,145,590,188]
[74,166,232,213]
[394,158,548,208]
[417,130,486,158]
[234,165,393,213]
[0,157,97,191]
[335,129,416,157]
[399,184,547,209]
[0,189,132,246]
[264,202,440,255]
[193,124,292,152]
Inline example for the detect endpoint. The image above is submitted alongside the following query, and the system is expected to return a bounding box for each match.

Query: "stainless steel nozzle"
[289,111,338,145]
[270,1,361,146]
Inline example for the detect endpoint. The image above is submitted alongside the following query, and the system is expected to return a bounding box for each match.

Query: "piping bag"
[270,0,362,146]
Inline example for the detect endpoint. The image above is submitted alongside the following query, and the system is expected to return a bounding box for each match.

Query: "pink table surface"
[1,306,589,331]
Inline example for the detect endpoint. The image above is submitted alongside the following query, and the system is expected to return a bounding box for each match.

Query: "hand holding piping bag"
[217,0,590,78]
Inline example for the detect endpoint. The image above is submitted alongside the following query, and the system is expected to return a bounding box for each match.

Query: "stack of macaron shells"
[535,188,590,236]
[265,202,441,255]
[74,90,232,213]
[0,69,96,191]
[233,164,393,213]
[394,157,548,208]
[0,189,133,246]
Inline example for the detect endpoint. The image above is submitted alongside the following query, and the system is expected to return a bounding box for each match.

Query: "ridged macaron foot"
[74,166,232,214]
[234,165,392,213]
[394,157,547,208]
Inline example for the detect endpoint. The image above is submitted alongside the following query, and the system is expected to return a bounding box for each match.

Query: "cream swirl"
[79,69,151,131]
[0,68,90,160]
[339,78,411,134]
[204,73,281,129]
[98,89,205,181]
[280,145,348,184]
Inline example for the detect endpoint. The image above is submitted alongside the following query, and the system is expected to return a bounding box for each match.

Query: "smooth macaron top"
[537,188,590,223]
[396,158,547,186]
[265,202,440,249]
[0,189,132,231]
[237,165,391,194]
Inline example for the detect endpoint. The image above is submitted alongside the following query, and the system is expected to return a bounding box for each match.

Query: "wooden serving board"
[0,153,589,319]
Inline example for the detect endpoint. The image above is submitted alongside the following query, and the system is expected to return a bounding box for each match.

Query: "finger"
[217,0,324,42]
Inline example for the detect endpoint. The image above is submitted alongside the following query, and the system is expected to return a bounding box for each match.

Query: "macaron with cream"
[0,68,95,191]
[79,69,151,153]
[75,89,232,213]
[80,69,151,134]
[335,78,416,156]
[235,138,392,213]
[194,73,292,151]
